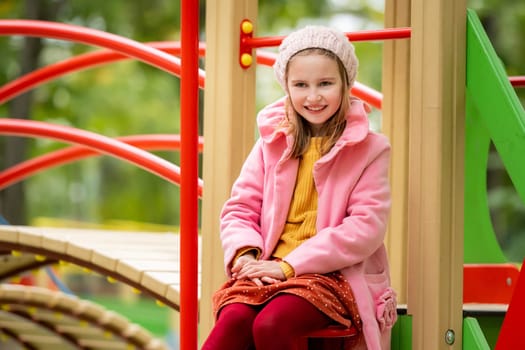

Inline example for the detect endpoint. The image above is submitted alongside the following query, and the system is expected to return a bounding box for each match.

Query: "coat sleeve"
[285,136,391,276]
[219,138,266,275]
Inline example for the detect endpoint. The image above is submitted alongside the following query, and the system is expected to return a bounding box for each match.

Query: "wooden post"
[382,0,411,305]
[200,0,258,345]
[408,0,465,348]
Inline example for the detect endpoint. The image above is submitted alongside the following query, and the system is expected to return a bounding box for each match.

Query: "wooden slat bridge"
[0,284,167,350]
[0,225,202,349]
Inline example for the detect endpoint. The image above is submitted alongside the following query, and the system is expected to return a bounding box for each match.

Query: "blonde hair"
[283,48,351,159]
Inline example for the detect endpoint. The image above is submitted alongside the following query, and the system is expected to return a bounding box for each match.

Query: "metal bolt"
[445,329,455,345]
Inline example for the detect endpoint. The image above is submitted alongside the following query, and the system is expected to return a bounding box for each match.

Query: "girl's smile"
[286,53,344,135]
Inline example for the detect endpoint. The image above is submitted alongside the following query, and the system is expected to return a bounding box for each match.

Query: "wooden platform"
[0,225,202,311]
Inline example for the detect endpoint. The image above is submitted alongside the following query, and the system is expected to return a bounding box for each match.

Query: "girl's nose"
[307,91,321,101]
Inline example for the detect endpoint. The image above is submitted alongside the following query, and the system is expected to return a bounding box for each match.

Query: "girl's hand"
[233,260,286,285]
[231,254,256,279]
[260,276,282,284]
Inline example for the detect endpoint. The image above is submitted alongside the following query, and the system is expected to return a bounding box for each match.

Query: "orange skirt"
[212,271,361,331]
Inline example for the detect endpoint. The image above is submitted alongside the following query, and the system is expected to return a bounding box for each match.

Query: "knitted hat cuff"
[273,26,358,91]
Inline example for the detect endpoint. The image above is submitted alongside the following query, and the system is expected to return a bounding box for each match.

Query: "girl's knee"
[217,303,257,328]
[252,307,294,341]
[253,313,297,349]
[252,312,277,338]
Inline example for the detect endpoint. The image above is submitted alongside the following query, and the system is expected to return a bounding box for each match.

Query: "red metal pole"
[243,27,412,50]
[180,0,199,349]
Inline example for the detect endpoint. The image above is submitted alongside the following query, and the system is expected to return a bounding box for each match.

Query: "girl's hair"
[283,48,350,159]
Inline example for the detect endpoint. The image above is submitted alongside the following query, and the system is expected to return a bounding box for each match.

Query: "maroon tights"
[201,294,332,350]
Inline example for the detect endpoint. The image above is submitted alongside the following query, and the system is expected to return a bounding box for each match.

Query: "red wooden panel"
[463,264,520,304]
[495,259,525,350]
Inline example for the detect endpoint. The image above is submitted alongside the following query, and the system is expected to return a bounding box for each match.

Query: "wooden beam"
[200,0,258,345]
[408,0,465,348]
[382,0,411,305]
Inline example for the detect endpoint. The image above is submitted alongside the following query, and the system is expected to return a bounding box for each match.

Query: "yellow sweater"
[273,137,322,276]
[233,138,322,278]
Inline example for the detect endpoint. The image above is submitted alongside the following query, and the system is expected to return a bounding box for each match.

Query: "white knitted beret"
[273,25,358,91]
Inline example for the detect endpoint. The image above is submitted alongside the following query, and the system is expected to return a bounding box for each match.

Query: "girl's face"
[286,53,344,135]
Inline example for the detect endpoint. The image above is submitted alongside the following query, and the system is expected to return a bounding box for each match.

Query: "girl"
[202,26,396,350]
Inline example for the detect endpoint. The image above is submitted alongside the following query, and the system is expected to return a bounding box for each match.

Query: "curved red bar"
[0,20,181,75]
[510,76,525,88]
[0,134,204,193]
[0,42,207,105]
[352,82,383,110]
[0,119,203,197]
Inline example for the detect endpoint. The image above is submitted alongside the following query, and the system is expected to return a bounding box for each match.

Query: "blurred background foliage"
[0,0,524,261]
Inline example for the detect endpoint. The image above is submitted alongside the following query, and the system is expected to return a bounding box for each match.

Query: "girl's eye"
[320,81,333,86]
[294,82,307,88]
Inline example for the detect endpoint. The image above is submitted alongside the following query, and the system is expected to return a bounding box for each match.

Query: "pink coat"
[220,97,397,349]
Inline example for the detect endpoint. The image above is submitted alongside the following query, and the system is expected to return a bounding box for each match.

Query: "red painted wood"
[495,260,525,350]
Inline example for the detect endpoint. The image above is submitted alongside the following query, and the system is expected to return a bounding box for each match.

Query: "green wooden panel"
[476,315,504,349]
[391,315,412,350]
[464,9,525,263]
[463,317,492,350]
[390,315,503,349]
[465,95,507,263]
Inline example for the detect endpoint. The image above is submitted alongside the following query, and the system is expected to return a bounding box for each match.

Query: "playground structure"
[0,0,525,349]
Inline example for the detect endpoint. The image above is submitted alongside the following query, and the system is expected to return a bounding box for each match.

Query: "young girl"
[201,26,396,350]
